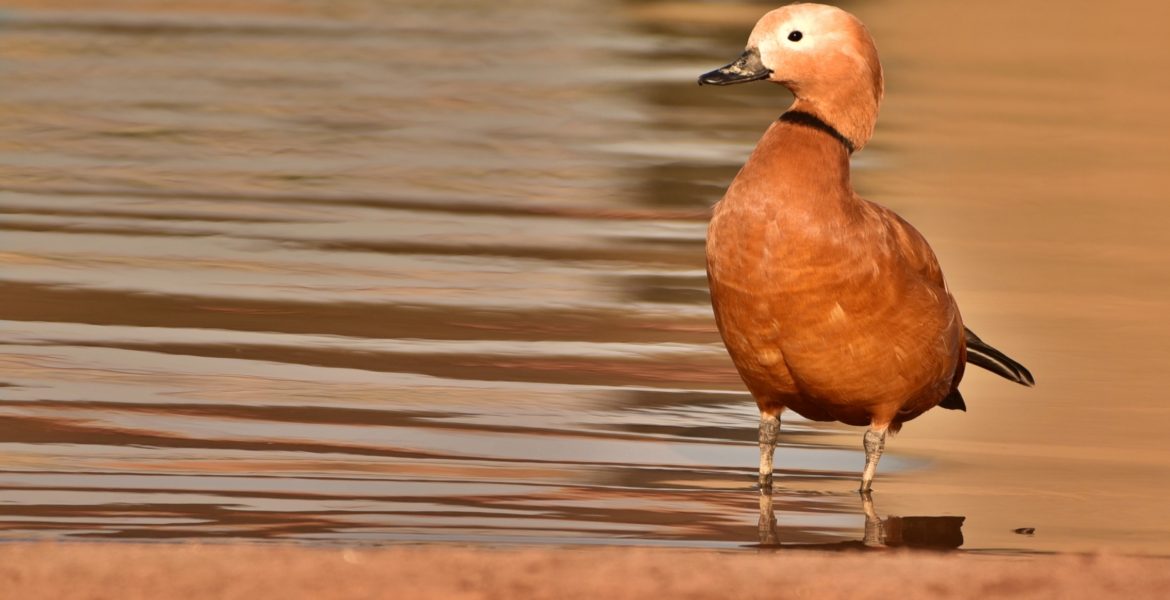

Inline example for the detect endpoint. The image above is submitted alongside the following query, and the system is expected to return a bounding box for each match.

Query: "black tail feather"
[939,388,966,411]
[964,327,1035,386]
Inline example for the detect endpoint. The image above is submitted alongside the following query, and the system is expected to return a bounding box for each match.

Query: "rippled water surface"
[2,0,1169,553]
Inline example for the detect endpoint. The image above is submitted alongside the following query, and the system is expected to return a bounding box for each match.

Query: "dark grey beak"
[698,48,772,86]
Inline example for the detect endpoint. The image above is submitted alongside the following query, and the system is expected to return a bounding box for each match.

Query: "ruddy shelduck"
[698,3,1033,492]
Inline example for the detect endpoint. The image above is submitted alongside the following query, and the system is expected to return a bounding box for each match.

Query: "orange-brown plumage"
[708,122,963,431]
[699,3,1031,491]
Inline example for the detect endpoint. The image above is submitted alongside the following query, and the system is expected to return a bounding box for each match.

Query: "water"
[1,0,1169,553]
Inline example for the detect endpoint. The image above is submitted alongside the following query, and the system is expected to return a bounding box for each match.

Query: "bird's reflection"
[756,491,965,550]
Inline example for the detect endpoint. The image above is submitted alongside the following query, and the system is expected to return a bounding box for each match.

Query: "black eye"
[788,30,803,42]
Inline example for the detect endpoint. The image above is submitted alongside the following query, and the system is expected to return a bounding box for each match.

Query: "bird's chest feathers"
[705,191,896,397]
[707,195,861,294]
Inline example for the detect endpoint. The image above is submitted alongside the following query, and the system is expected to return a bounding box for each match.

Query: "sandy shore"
[2,544,1168,599]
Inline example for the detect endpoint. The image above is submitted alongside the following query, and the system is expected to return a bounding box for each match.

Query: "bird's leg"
[758,486,778,545]
[859,426,887,492]
[758,411,781,490]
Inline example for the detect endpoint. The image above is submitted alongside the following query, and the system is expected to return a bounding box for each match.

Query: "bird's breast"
[706,195,958,424]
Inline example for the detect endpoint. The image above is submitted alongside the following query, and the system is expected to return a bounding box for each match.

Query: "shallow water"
[1,0,1169,553]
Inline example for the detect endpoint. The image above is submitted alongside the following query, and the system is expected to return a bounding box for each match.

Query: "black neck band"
[778,111,855,154]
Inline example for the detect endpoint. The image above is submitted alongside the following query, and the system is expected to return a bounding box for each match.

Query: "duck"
[698,3,1033,492]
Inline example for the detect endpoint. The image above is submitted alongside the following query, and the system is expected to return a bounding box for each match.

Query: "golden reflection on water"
[1,0,1169,552]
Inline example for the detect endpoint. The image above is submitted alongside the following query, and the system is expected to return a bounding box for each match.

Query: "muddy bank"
[2,544,1169,600]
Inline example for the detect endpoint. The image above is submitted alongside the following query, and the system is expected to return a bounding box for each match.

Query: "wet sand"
[3,544,1170,600]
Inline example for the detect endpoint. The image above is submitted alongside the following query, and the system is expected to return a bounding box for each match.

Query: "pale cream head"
[748,4,884,150]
